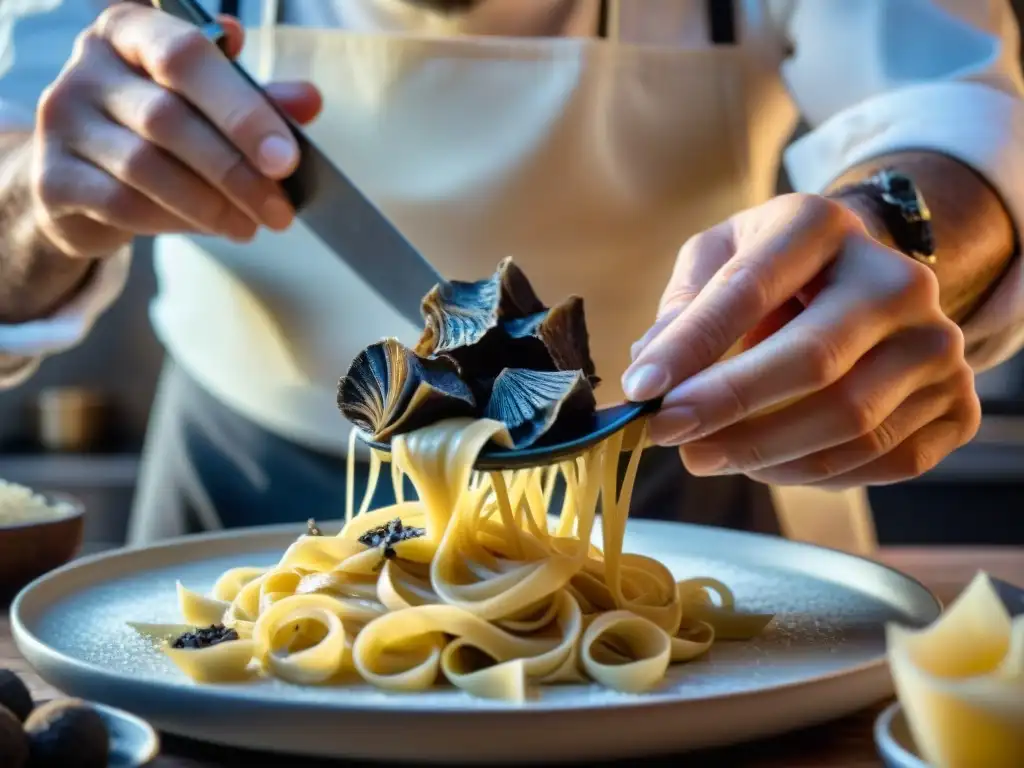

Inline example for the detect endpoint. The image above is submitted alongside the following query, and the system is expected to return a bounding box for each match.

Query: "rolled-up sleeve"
[0,0,131,389]
[774,0,1024,371]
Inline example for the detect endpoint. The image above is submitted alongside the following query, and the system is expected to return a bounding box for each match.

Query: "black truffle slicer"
[152,0,661,472]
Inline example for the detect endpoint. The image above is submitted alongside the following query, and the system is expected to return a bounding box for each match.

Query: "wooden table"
[3,547,1021,767]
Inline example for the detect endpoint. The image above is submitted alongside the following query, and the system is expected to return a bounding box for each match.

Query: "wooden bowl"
[0,493,84,595]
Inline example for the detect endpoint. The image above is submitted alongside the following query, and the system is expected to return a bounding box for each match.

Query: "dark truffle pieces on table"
[0,669,33,723]
[24,699,109,768]
[0,705,28,768]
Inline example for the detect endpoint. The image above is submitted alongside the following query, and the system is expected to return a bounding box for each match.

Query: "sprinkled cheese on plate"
[0,480,71,527]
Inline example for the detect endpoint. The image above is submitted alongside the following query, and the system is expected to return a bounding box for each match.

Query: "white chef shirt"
[2,0,1024,394]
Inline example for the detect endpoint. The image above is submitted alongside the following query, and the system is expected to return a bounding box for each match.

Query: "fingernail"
[262,195,294,230]
[257,134,298,177]
[683,444,729,475]
[622,364,671,401]
[649,407,701,445]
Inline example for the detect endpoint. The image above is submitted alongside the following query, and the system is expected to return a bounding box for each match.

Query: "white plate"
[11,521,939,763]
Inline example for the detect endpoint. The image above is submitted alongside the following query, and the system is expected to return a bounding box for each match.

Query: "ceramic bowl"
[91,700,162,767]
[0,492,84,594]
[875,701,929,768]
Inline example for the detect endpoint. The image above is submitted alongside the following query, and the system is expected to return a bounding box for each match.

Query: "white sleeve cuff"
[0,246,131,387]
[784,80,1024,371]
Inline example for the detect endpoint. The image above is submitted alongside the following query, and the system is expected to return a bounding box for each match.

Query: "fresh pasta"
[131,416,774,701]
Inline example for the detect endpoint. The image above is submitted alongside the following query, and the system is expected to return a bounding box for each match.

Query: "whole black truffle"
[0,704,29,768]
[24,699,108,768]
[0,669,33,722]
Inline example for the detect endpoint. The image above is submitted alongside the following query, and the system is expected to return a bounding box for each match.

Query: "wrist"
[828,169,937,266]
[0,142,98,324]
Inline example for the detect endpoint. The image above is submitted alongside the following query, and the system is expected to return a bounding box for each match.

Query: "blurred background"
[3,1,1024,551]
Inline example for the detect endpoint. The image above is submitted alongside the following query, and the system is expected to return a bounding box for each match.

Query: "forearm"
[0,133,96,325]
[829,151,1017,325]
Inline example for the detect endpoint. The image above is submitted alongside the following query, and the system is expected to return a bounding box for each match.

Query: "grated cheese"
[0,479,72,527]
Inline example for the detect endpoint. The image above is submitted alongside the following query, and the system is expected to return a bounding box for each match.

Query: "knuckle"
[797,332,844,389]
[713,371,752,424]
[899,442,940,479]
[839,387,882,437]
[802,453,841,482]
[865,417,900,456]
[33,160,70,211]
[895,260,941,308]
[150,29,210,83]
[216,152,257,193]
[931,321,967,368]
[803,194,846,223]
[70,28,105,65]
[717,261,773,317]
[36,79,79,130]
[219,100,268,145]
[952,371,982,443]
[686,309,734,367]
[659,283,701,316]
[801,194,861,236]
[730,442,766,470]
[951,364,977,397]
[95,3,136,36]
[119,140,161,182]
[96,182,142,219]
[137,91,186,139]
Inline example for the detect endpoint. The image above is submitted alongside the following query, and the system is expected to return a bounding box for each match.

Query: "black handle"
[150,0,316,209]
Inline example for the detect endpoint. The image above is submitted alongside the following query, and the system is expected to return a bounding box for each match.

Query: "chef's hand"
[623,193,980,490]
[31,3,322,259]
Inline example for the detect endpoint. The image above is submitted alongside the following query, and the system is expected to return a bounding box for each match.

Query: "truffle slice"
[338,338,476,441]
[484,369,596,448]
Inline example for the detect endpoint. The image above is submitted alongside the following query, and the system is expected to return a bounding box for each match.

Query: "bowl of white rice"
[0,480,84,593]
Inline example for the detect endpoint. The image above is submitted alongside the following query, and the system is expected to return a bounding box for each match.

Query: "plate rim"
[11,520,941,716]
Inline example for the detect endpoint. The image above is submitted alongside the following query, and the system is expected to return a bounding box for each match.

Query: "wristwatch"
[835,169,937,265]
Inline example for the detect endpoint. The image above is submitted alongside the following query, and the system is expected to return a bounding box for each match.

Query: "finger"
[41,151,196,235]
[98,3,300,179]
[744,379,960,485]
[648,276,894,446]
[65,113,258,241]
[672,324,962,474]
[807,417,965,490]
[648,244,944,444]
[265,81,323,126]
[100,70,292,231]
[624,196,859,400]
[631,222,735,361]
[215,15,245,59]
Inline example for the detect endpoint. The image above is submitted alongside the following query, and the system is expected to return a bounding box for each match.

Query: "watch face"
[876,170,935,261]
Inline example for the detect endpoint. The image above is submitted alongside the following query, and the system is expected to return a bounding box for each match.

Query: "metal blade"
[288,137,444,329]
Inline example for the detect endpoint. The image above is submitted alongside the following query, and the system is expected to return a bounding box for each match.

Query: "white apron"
[142,0,875,553]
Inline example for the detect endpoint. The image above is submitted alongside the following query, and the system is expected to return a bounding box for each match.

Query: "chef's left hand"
[622,193,981,490]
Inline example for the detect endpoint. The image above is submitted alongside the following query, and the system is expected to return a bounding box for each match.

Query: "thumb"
[265,81,324,126]
[629,220,735,363]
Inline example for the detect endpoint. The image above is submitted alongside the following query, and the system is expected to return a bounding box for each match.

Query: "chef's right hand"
[31,2,323,259]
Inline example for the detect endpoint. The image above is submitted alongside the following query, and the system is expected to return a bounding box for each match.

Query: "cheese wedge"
[887,572,1024,768]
